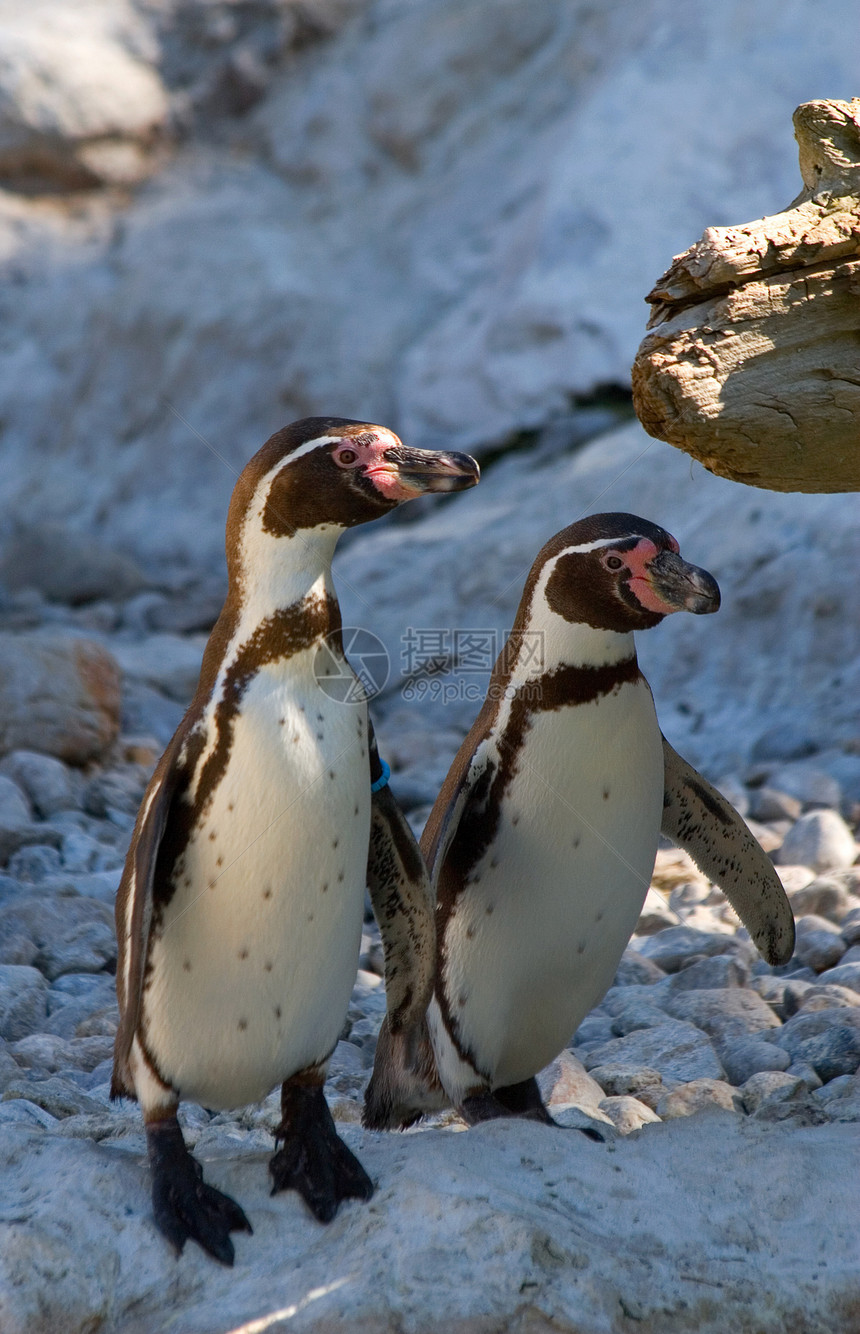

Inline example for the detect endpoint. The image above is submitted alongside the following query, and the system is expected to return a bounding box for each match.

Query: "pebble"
[0,964,48,1040]
[739,1072,806,1114]
[763,763,843,810]
[0,751,79,818]
[655,1078,740,1120]
[792,917,848,973]
[776,810,857,874]
[538,1051,607,1119]
[0,775,32,829]
[583,1020,726,1085]
[663,988,781,1043]
[748,787,802,823]
[718,1036,790,1086]
[664,954,750,992]
[816,961,860,993]
[612,951,666,986]
[598,1096,660,1133]
[634,927,746,974]
[789,876,853,923]
[587,1065,663,1099]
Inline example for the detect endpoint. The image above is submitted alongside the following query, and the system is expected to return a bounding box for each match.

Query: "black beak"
[383,447,480,495]
[646,550,721,615]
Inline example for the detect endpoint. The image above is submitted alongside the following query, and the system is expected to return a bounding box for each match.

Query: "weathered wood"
[632,99,860,492]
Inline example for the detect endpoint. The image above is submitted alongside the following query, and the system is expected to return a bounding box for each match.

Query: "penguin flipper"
[661,734,795,966]
[112,730,187,1098]
[366,720,435,1034]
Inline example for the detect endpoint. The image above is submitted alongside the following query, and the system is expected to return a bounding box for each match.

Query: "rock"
[120,680,185,748]
[0,634,121,765]
[748,787,803,823]
[775,1008,860,1061]
[82,767,149,820]
[0,525,147,605]
[791,1028,860,1084]
[0,752,78,818]
[775,865,816,894]
[784,1062,823,1092]
[0,895,116,981]
[812,1074,860,1122]
[650,847,708,895]
[2,1074,105,1119]
[815,962,860,994]
[570,1014,615,1051]
[719,1037,791,1087]
[633,99,860,492]
[795,984,860,1014]
[0,1111,857,1332]
[0,965,48,1041]
[0,0,167,190]
[664,988,781,1044]
[0,1039,22,1092]
[111,635,207,703]
[6,844,62,882]
[0,775,31,829]
[583,1020,725,1086]
[789,877,853,923]
[793,913,848,968]
[537,1051,608,1120]
[587,1065,663,1099]
[777,810,857,875]
[842,909,860,945]
[664,953,750,992]
[655,1079,739,1120]
[634,927,745,974]
[612,950,666,987]
[740,1072,807,1114]
[634,886,678,935]
[749,729,819,765]
[598,1095,660,1134]
[764,764,844,810]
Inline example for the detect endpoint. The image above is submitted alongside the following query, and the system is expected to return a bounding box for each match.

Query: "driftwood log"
[632,98,860,492]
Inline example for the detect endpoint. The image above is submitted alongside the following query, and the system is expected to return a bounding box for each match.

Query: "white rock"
[0,0,167,187]
[777,811,857,875]
[0,1117,857,1332]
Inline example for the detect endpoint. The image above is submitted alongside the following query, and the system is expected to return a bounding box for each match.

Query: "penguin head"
[538,513,720,633]
[229,417,479,552]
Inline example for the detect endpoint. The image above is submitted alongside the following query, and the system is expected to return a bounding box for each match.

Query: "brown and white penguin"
[112,417,479,1262]
[364,513,795,1129]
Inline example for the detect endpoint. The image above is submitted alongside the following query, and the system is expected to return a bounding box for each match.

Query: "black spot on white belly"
[275,1006,282,1020]
[321,882,328,894]
[183,959,192,972]
[262,886,272,900]
[603,787,610,800]
[577,941,586,955]
[239,948,248,960]
[238,1019,248,1031]
[265,961,273,972]
[486,903,494,915]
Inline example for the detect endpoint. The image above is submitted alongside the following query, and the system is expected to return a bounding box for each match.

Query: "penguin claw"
[147,1119,252,1266]
[269,1083,374,1222]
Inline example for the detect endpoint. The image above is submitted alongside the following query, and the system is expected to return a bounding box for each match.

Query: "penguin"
[364,513,795,1129]
[112,416,479,1263]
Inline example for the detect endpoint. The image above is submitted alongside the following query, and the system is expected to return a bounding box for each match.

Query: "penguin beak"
[639,550,721,615]
[364,447,480,499]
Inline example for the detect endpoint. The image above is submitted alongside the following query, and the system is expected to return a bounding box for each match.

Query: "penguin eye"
[335,447,358,467]
[603,555,624,571]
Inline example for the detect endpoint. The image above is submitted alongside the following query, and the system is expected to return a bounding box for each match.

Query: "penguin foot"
[270,1081,374,1223]
[146,1118,252,1266]
[461,1078,604,1141]
[461,1077,553,1125]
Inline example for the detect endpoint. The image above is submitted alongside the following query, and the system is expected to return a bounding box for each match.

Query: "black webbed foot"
[269,1080,373,1223]
[147,1117,252,1266]
[461,1077,604,1141]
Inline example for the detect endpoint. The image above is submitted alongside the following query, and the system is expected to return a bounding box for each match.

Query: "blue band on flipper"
[370,759,391,793]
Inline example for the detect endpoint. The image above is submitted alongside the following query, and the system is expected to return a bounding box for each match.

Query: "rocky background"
[0,3,859,1331]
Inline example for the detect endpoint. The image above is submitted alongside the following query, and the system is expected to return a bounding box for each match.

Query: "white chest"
[440,678,663,1089]
[143,651,371,1108]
